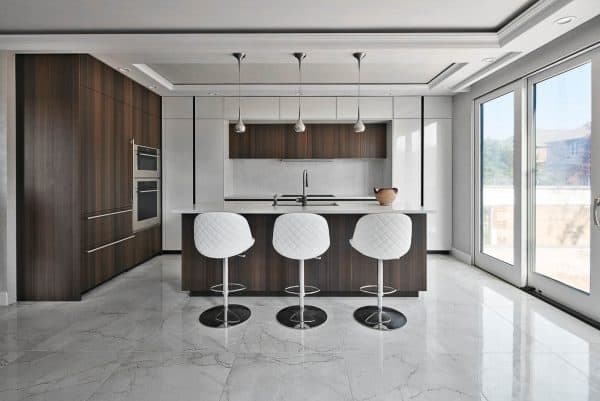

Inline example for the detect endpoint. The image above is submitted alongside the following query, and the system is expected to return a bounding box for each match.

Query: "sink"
[276,201,339,207]
[280,194,335,198]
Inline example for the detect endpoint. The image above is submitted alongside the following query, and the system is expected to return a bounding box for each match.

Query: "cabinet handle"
[594,196,600,227]
[138,152,160,158]
[87,209,133,220]
[87,235,135,254]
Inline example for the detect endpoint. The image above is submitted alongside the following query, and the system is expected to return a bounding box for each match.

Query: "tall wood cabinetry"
[17,54,162,301]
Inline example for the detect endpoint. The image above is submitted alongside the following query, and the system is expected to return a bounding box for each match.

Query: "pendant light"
[353,52,366,133]
[233,52,246,133]
[293,52,307,133]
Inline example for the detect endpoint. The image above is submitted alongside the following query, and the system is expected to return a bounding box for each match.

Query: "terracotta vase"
[373,187,398,206]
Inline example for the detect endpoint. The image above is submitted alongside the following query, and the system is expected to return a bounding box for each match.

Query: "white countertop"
[173,201,430,214]
[225,194,377,201]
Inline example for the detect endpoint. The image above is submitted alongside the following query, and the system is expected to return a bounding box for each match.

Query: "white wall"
[451,16,600,258]
[0,51,16,305]
[226,159,387,196]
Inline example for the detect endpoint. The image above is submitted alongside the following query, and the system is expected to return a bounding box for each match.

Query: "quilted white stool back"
[194,212,255,259]
[272,213,330,260]
[350,213,412,260]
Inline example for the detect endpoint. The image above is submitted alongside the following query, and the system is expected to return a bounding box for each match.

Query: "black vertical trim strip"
[420,96,424,207]
[192,96,196,204]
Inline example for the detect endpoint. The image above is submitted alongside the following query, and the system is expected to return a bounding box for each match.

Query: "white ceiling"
[0,0,535,33]
[1,0,599,96]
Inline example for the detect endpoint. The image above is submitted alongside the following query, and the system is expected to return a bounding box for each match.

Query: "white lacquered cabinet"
[423,118,452,250]
[224,97,280,120]
[279,97,337,120]
[162,118,194,250]
[195,97,224,118]
[195,119,227,202]
[391,119,422,209]
[336,97,393,120]
[393,97,421,118]
[424,96,452,118]
[162,97,193,119]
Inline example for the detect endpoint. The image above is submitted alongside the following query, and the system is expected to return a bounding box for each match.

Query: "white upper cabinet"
[195,97,224,118]
[424,96,452,119]
[162,97,193,119]
[280,97,337,120]
[337,97,393,120]
[393,96,421,118]
[224,97,280,120]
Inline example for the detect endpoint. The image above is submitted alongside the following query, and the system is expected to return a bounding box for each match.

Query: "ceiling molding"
[498,0,573,46]
[451,51,521,91]
[0,32,500,53]
[427,63,468,88]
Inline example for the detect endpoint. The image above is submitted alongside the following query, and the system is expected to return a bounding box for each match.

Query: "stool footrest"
[359,284,397,296]
[284,285,320,296]
[209,283,247,294]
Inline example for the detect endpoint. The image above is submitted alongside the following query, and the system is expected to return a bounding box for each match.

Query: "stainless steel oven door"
[133,178,161,231]
[134,144,161,178]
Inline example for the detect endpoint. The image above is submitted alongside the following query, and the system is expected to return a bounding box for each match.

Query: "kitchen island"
[176,201,428,296]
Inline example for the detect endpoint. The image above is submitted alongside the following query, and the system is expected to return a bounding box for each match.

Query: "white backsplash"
[224,159,389,196]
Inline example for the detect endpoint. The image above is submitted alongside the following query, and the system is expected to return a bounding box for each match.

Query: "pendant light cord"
[298,56,302,120]
[357,55,361,122]
[237,56,241,121]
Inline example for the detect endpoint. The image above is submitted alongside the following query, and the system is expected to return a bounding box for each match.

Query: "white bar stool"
[272,213,330,329]
[194,212,255,328]
[350,213,412,330]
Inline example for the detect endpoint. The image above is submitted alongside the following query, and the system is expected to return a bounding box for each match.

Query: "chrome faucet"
[301,169,309,206]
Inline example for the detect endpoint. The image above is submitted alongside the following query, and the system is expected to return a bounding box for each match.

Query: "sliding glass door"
[474,82,525,285]
[527,51,600,320]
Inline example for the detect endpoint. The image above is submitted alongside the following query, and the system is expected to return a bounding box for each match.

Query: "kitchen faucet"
[301,169,309,206]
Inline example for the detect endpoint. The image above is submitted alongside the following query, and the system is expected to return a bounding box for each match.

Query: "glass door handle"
[594,196,600,227]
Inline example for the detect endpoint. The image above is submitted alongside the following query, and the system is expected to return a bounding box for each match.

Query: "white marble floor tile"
[0,254,599,401]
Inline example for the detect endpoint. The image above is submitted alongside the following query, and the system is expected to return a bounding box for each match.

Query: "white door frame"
[474,82,527,287]
[526,49,600,322]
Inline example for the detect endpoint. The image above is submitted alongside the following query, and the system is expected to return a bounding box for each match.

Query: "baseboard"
[427,250,450,255]
[162,250,182,254]
[451,248,472,265]
[0,291,9,306]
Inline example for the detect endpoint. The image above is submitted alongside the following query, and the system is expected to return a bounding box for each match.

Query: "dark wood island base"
[181,213,427,296]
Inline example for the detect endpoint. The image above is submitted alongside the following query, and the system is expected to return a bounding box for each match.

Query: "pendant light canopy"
[293,52,307,133]
[233,52,246,134]
[353,52,366,133]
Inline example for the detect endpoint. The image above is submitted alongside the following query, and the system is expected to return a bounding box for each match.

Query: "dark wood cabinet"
[133,225,162,265]
[182,213,426,295]
[17,54,162,301]
[229,123,386,159]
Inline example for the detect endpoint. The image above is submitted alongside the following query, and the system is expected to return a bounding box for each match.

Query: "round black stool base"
[354,306,407,330]
[276,305,327,329]
[199,305,251,328]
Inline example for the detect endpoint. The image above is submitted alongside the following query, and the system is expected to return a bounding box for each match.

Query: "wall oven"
[134,143,160,178]
[133,178,161,231]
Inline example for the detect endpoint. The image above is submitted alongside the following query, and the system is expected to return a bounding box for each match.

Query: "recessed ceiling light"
[555,16,575,25]
[482,57,495,63]
[119,67,130,73]
[208,90,218,96]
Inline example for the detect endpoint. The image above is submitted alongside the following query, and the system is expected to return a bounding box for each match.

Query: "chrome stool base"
[276,305,327,329]
[353,306,407,331]
[199,304,251,328]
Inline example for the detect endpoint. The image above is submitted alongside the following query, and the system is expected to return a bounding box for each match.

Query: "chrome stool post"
[194,212,254,328]
[351,213,412,331]
[273,213,329,329]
